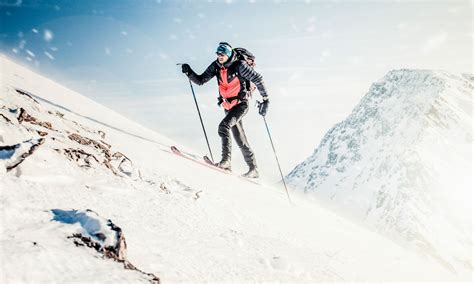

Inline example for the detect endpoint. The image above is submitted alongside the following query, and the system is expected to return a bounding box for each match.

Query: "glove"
[181,64,191,75]
[217,96,223,107]
[258,98,269,116]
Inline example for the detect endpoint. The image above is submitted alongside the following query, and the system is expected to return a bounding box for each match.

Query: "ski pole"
[178,63,215,162]
[258,102,292,203]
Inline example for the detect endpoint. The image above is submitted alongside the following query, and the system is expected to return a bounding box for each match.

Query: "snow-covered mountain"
[0,56,469,283]
[287,69,473,273]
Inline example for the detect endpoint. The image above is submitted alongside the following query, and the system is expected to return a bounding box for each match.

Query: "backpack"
[233,47,257,93]
[234,47,256,67]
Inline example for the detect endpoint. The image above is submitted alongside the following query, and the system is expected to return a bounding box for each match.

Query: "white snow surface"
[287,69,473,278]
[0,56,469,282]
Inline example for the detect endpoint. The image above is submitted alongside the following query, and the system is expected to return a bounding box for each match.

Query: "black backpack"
[234,47,256,67]
[233,47,256,93]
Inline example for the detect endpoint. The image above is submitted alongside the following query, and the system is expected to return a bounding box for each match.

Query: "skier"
[181,42,269,178]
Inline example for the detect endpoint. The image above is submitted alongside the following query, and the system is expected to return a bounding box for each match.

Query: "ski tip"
[170,145,180,154]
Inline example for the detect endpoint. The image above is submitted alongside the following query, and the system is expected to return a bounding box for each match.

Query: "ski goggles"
[216,43,232,57]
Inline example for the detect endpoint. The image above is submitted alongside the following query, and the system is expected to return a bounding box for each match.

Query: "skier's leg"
[217,102,248,169]
[231,119,257,169]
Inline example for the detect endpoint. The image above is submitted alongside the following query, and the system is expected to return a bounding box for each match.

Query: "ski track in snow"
[0,56,468,283]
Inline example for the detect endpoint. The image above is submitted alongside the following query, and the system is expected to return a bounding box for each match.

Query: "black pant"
[218,101,257,169]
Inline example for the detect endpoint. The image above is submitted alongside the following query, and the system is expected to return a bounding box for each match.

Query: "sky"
[1,0,472,181]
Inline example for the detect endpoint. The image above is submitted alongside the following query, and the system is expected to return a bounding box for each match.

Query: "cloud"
[397,22,407,30]
[421,33,448,55]
[321,50,331,57]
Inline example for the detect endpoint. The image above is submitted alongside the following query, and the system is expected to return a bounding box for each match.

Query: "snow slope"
[287,69,473,276]
[0,56,467,282]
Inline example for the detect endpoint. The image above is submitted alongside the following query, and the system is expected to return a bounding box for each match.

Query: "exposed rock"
[68,133,109,152]
[15,89,39,104]
[100,140,111,149]
[17,108,53,130]
[63,148,100,168]
[52,209,160,283]
[0,113,12,123]
[0,138,45,172]
[98,130,106,139]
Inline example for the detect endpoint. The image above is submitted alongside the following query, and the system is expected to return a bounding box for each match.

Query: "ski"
[170,146,259,184]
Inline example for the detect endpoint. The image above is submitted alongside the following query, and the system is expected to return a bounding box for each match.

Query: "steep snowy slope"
[287,69,472,274]
[0,57,467,282]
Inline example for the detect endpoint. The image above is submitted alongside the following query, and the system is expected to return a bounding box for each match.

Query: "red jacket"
[186,53,268,110]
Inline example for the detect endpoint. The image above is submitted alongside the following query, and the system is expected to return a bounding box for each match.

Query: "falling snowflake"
[44,51,55,60]
[32,29,38,33]
[43,29,54,42]
[19,40,26,49]
[26,50,35,57]
[104,47,111,55]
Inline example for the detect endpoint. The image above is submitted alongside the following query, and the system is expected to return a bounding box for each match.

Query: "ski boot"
[215,159,231,171]
[242,167,259,178]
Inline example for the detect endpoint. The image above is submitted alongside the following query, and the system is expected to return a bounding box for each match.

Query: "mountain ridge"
[287,68,472,273]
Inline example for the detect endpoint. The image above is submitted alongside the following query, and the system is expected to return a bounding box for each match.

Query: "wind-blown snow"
[0,57,468,282]
[287,69,472,276]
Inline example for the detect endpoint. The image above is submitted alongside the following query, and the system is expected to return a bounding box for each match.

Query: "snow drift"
[287,69,473,273]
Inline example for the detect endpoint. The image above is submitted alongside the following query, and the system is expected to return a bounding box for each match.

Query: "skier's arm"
[238,62,268,98]
[185,63,217,86]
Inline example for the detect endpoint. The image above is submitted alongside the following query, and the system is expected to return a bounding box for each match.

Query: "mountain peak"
[287,69,472,272]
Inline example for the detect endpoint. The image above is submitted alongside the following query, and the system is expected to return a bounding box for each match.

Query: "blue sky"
[1,0,471,179]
